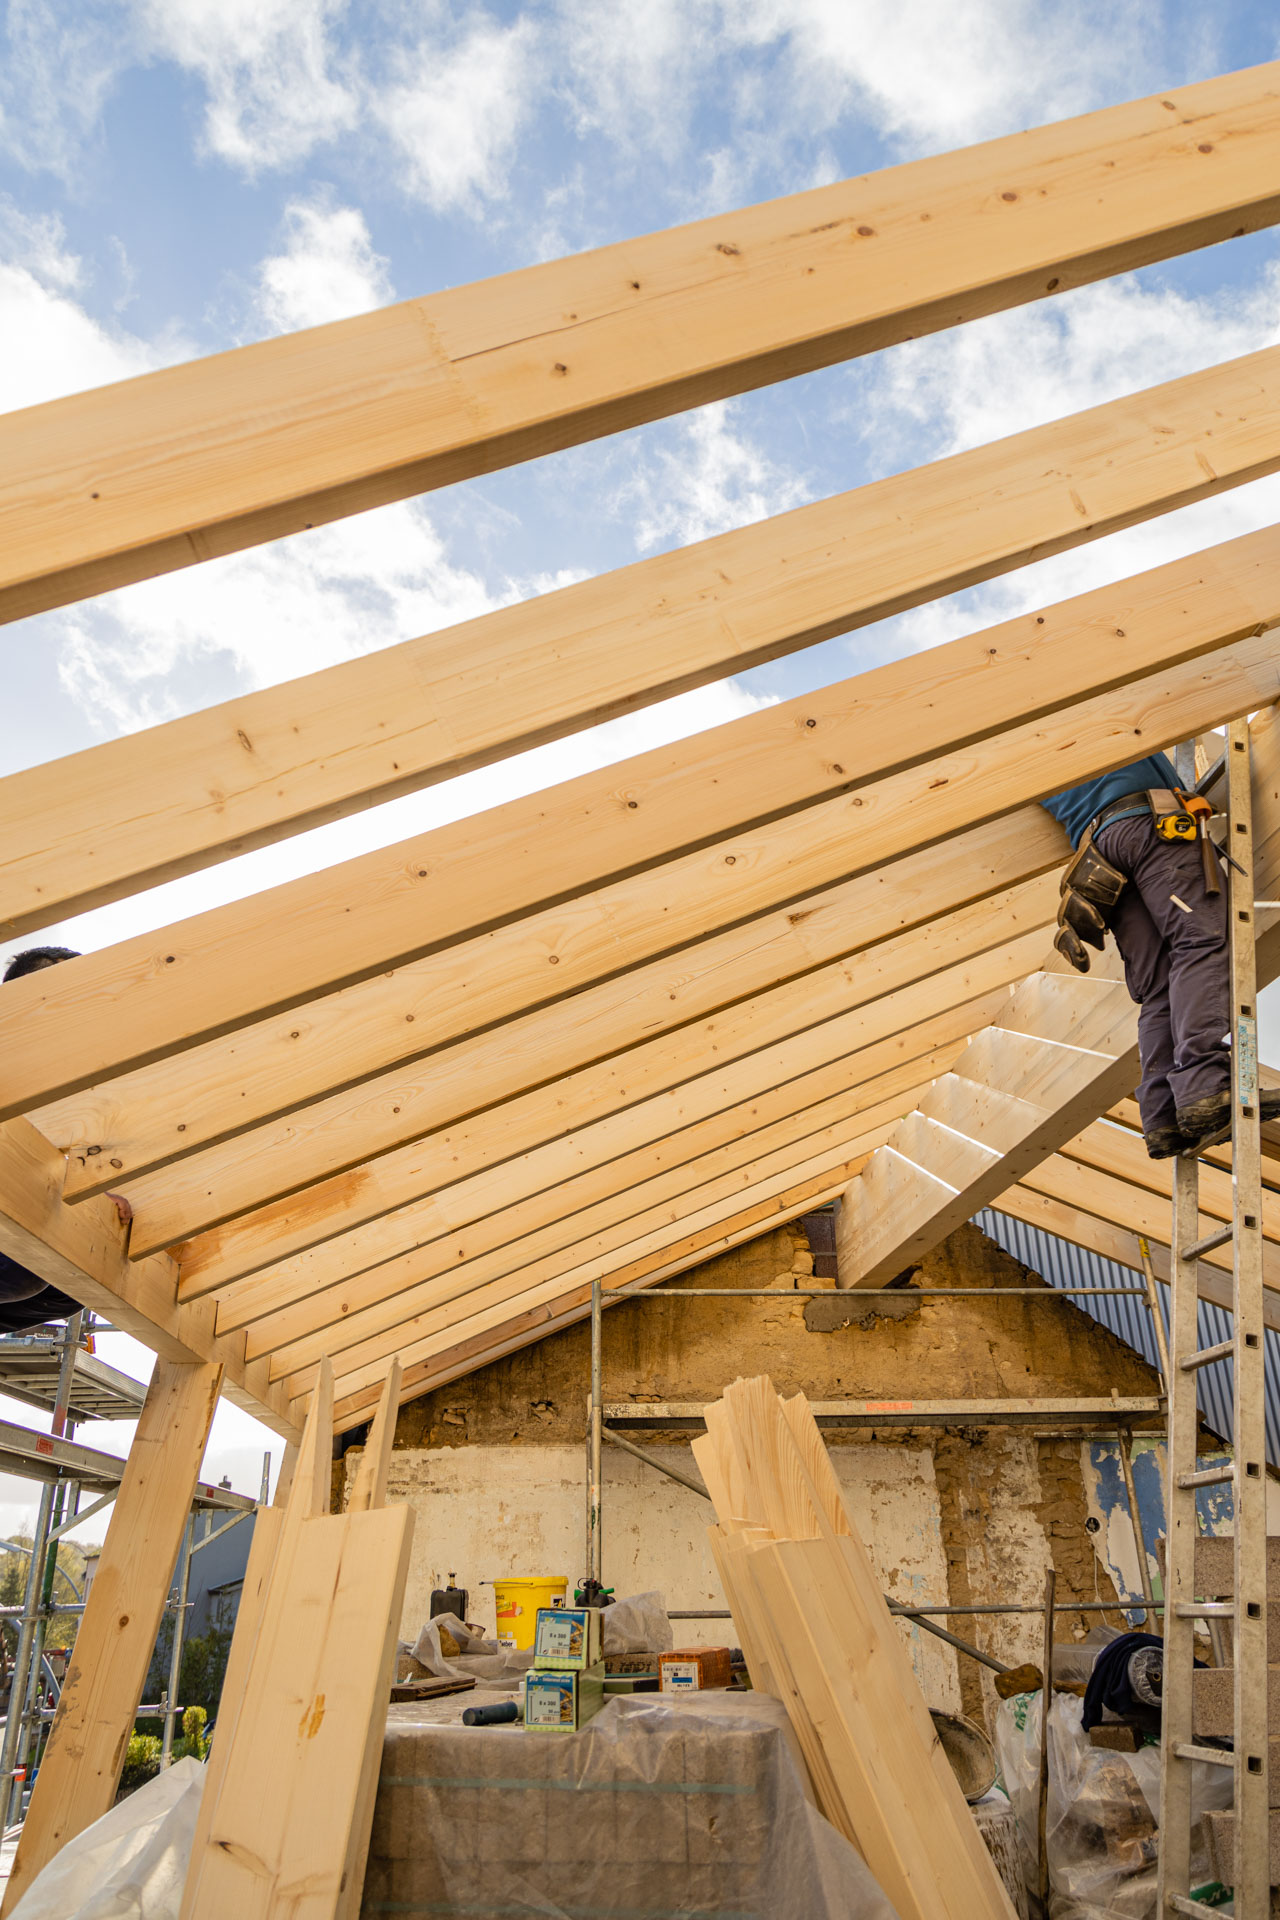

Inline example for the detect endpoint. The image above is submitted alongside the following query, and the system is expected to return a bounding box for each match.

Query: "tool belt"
[1055,783,1220,973]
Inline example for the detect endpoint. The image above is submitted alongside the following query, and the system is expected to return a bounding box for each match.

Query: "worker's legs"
[1095,816,1229,1132]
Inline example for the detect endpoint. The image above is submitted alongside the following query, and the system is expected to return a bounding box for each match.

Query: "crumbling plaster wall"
[367,1221,1160,1727]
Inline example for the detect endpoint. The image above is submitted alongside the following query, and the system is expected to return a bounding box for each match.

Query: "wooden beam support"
[6,64,1280,630]
[0,1358,223,1914]
[253,1086,914,1374]
[0,1117,299,1437]
[51,830,1061,1201]
[12,345,1280,943]
[9,516,1280,1117]
[1062,1117,1280,1236]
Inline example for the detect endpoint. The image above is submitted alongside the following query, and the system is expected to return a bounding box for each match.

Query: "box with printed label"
[533,1605,603,1671]
[658,1647,733,1692]
[523,1663,606,1731]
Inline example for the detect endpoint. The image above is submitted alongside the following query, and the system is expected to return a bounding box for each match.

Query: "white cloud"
[376,13,539,213]
[257,196,394,333]
[135,0,357,172]
[622,399,810,553]
[0,196,180,412]
[0,0,133,180]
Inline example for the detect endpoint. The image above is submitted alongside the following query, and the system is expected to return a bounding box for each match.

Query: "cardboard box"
[533,1606,604,1672]
[659,1647,733,1692]
[523,1664,607,1731]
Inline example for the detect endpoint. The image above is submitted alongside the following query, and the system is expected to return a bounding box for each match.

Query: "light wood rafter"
[5,60,1280,1475]
[5,63,1280,630]
[8,517,1280,1117]
[10,345,1280,942]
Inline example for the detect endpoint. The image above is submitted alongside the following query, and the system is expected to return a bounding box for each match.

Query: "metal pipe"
[601,1427,707,1497]
[608,1285,1145,1299]
[1037,1565,1057,1915]
[1113,1424,1157,1617]
[0,1481,54,1825]
[161,1518,195,1767]
[587,1279,603,1590]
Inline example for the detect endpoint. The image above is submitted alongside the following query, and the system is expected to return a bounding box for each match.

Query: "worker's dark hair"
[3,946,80,982]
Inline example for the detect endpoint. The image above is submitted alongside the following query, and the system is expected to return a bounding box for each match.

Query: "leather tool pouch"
[1053,831,1128,973]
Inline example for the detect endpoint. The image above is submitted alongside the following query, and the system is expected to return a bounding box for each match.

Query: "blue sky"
[3,0,1280,1521]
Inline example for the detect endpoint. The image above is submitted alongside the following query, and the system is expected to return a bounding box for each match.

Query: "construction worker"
[0,946,131,1331]
[1042,752,1280,1160]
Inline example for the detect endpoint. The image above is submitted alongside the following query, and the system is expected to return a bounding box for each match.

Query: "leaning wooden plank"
[10,516,1280,1117]
[114,624,1280,1250]
[0,1359,223,1916]
[8,61,1280,629]
[0,1116,298,1436]
[12,342,1280,942]
[182,1360,413,1920]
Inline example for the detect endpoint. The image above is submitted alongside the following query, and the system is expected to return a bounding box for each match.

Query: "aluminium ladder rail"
[1158,719,1271,1920]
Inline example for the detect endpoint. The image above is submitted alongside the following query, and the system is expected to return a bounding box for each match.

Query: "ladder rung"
[1168,1896,1223,1917]
[1178,1340,1235,1373]
[1179,1224,1234,1260]
[1174,1601,1234,1618]
[1175,1466,1234,1490]
[1172,1741,1234,1767]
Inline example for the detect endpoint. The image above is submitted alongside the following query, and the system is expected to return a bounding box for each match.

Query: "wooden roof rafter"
[5,64,1280,1434]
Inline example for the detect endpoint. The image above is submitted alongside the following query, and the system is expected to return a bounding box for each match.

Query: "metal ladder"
[1158,718,1271,1918]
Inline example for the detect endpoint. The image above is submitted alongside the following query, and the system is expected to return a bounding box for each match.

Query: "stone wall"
[355,1220,1164,1727]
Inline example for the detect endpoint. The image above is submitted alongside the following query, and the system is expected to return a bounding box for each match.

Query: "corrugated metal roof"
[972,1207,1280,1469]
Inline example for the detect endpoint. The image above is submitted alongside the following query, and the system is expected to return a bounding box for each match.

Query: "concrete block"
[1195,1536,1280,1596]
[1204,1806,1280,1886]
[1194,1665,1280,1739]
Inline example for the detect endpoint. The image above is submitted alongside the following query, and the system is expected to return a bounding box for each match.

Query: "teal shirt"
[1041,753,1179,850]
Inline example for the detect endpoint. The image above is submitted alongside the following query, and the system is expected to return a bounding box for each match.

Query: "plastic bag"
[601,1590,674,1654]
[366,1692,898,1918]
[996,1692,1233,1919]
[8,1757,204,1920]
[410,1611,528,1688]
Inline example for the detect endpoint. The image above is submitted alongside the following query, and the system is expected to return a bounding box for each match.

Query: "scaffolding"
[0,1317,260,1828]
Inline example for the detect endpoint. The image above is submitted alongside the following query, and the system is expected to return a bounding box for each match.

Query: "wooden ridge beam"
[111,625,1280,1251]
[48,828,1062,1199]
[327,1161,863,1432]
[304,1123,885,1411]
[7,515,1280,1116]
[12,344,1280,944]
[0,1119,299,1438]
[6,64,1280,629]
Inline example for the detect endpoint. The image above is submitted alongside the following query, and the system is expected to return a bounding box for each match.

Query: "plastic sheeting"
[995,1692,1231,1919]
[8,1757,205,1920]
[363,1691,899,1919]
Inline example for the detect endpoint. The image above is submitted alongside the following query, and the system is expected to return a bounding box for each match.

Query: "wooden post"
[0,1358,223,1914]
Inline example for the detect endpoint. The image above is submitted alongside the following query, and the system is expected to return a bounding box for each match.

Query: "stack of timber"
[180,1357,412,1920]
[693,1376,1016,1920]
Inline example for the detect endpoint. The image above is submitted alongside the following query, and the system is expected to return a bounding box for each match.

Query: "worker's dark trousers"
[1095,815,1230,1134]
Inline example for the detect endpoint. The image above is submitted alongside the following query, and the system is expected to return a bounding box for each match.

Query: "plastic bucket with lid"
[492,1575,568,1650]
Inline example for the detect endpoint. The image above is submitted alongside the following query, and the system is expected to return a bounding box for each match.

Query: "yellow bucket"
[492,1575,568,1650]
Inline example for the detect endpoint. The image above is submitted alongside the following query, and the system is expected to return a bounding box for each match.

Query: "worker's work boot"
[1176,1088,1280,1151]
[1144,1126,1192,1160]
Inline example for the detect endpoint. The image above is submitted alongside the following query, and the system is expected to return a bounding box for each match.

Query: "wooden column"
[1,1357,223,1914]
